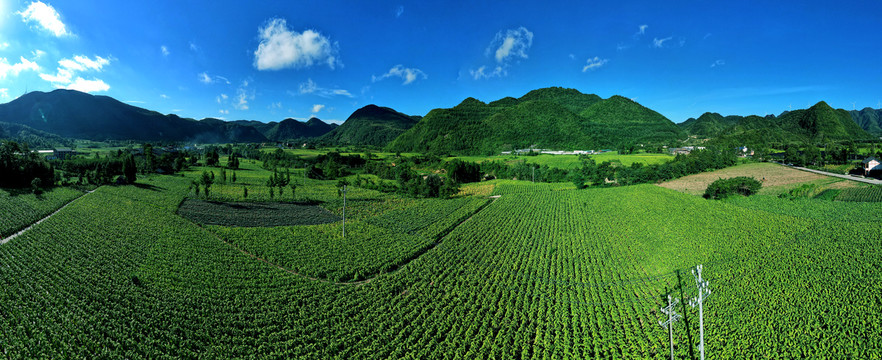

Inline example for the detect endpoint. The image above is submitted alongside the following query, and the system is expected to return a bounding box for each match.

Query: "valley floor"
[1,173,880,358]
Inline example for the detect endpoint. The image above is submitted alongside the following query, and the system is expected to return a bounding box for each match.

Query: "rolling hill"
[850,107,882,136]
[0,89,267,142]
[387,87,685,155]
[264,117,337,141]
[320,104,419,147]
[680,102,872,144]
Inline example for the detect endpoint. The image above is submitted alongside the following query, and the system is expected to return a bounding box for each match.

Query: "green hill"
[0,89,267,142]
[850,107,882,136]
[264,117,336,141]
[681,102,872,145]
[387,87,684,155]
[321,105,419,147]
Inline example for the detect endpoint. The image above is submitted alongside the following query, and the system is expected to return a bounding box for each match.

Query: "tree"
[571,172,586,189]
[290,183,297,199]
[231,171,237,183]
[704,176,762,200]
[143,143,155,173]
[243,186,248,199]
[31,178,42,194]
[122,154,137,184]
[200,170,213,199]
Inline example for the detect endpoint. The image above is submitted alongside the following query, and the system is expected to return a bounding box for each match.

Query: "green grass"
[1,168,880,358]
[449,151,674,169]
[0,186,84,238]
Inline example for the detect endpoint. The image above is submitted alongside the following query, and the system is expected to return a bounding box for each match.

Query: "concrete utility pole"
[689,264,711,360]
[658,295,682,360]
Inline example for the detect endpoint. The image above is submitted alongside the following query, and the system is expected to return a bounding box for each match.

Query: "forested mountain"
[680,102,872,145]
[387,87,684,155]
[320,104,419,147]
[264,118,337,141]
[0,89,267,142]
[850,107,882,136]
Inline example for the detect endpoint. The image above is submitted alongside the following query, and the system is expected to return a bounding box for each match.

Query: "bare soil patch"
[178,199,341,227]
[658,162,828,195]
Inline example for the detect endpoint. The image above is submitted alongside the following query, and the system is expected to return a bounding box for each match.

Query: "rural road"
[783,164,882,185]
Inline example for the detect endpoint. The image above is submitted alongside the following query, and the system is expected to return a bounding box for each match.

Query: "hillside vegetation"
[680,101,872,145]
[320,104,419,147]
[388,87,685,155]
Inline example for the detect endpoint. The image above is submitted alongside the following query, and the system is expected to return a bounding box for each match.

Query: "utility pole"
[658,295,682,360]
[341,185,347,238]
[689,264,711,360]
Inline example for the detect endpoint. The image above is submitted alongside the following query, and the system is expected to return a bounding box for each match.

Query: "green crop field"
[450,151,675,169]
[1,167,881,358]
[0,187,85,238]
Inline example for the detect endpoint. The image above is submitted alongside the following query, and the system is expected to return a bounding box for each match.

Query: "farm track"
[0,188,97,245]
[200,195,501,286]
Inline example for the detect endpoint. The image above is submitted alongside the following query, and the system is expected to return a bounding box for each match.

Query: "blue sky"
[1,1,881,124]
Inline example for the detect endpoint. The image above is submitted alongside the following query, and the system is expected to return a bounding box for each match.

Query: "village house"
[862,157,881,176]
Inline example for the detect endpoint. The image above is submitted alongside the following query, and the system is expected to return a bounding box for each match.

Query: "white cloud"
[198,72,230,85]
[582,57,609,72]
[269,102,282,109]
[372,65,426,85]
[39,55,111,92]
[0,43,9,50]
[125,100,145,104]
[638,25,648,35]
[311,104,325,113]
[253,18,340,71]
[0,88,9,99]
[189,42,199,52]
[487,26,533,63]
[161,46,170,56]
[160,94,169,99]
[32,49,46,58]
[234,80,253,110]
[471,26,532,80]
[470,65,507,80]
[219,109,229,115]
[18,1,71,37]
[66,77,110,93]
[296,78,352,97]
[653,37,672,48]
[711,59,725,68]
[216,93,228,104]
[395,5,404,18]
[0,56,41,80]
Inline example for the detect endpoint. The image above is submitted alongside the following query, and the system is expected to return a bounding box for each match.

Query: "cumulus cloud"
[296,78,352,97]
[219,109,229,115]
[311,104,325,113]
[39,55,111,93]
[582,57,609,72]
[161,46,170,56]
[372,65,426,85]
[487,26,533,63]
[0,56,40,80]
[653,37,672,48]
[253,18,340,71]
[0,43,9,50]
[216,93,228,104]
[18,1,71,37]
[0,88,9,99]
[66,78,110,93]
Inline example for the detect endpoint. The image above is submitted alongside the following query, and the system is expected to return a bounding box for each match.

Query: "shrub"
[704,176,762,200]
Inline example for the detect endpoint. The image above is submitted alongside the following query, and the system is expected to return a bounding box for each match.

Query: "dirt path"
[203,195,501,286]
[787,164,882,185]
[1,188,97,245]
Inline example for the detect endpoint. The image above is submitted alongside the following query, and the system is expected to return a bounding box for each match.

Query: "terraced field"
[1,173,880,358]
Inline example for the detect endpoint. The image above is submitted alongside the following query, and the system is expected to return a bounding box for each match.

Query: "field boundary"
[201,195,500,286]
[1,188,97,245]
[784,163,882,185]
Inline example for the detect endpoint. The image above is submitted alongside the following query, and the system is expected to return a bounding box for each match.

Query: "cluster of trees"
[266,168,296,199]
[703,176,763,199]
[0,141,55,189]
